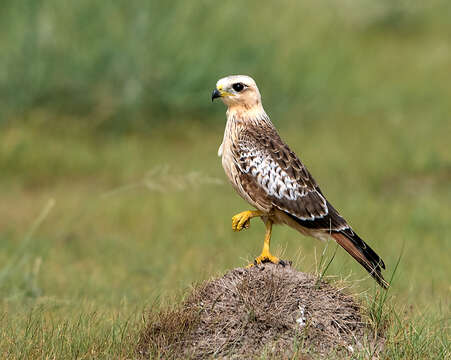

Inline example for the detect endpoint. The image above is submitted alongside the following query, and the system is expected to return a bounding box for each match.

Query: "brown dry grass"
[137,264,382,359]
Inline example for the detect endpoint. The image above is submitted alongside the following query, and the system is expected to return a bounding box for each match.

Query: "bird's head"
[211,75,262,109]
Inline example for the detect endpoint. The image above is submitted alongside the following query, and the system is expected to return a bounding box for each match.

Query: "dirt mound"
[138,264,380,359]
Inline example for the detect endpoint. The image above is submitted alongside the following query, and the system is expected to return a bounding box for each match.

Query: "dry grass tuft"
[137,264,382,359]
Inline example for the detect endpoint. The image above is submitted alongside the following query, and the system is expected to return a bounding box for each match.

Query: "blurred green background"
[0,0,450,358]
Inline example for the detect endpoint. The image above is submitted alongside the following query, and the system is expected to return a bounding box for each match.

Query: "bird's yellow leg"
[248,220,280,267]
[232,210,263,232]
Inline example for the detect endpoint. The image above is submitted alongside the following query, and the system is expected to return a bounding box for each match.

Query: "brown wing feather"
[233,127,334,223]
[233,127,350,231]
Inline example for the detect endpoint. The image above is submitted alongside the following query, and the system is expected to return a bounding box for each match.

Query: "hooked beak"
[211,88,221,102]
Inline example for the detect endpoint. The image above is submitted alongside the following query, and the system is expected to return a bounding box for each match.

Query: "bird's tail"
[331,229,389,289]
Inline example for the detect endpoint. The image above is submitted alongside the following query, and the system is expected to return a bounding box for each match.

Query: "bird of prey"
[211,75,388,288]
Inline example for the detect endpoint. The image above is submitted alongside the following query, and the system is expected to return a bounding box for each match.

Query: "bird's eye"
[232,83,245,92]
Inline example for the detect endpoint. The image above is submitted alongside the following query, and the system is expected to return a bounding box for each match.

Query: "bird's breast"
[219,123,271,213]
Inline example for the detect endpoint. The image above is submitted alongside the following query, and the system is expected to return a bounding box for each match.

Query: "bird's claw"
[232,211,253,231]
[246,253,289,268]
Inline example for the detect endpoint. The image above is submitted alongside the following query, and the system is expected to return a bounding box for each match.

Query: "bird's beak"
[211,88,221,102]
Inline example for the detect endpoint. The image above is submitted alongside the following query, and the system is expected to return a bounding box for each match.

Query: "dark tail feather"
[332,229,389,289]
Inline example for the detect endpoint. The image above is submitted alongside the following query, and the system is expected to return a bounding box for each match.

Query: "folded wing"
[231,127,387,288]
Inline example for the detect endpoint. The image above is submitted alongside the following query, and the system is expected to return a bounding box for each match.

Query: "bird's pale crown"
[212,75,262,109]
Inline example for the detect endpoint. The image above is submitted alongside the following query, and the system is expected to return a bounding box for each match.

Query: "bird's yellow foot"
[246,251,287,267]
[232,210,261,232]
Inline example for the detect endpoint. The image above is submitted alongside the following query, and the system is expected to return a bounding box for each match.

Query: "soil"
[137,263,381,359]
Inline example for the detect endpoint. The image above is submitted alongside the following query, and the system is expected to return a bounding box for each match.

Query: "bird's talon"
[278,259,288,267]
[249,253,282,267]
[232,211,255,232]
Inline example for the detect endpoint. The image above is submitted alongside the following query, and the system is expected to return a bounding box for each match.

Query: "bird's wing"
[232,127,347,230]
[231,127,387,288]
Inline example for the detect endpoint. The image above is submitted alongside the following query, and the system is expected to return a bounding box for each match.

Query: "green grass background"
[0,0,450,358]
